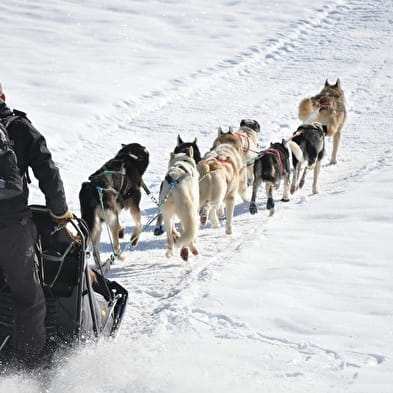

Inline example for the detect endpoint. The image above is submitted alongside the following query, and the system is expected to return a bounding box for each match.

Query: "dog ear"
[218,127,223,136]
[121,143,126,148]
[186,146,194,158]
[177,135,183,146]
[325,79,329,87]
[322,125,328,135]
[193,137,198,144]
[335,79,341,89]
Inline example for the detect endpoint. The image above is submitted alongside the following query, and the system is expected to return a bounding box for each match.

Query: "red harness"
[235,132,250,153]
[264,147,285,174]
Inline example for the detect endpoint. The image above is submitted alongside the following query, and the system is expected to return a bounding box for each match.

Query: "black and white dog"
[289,123,327,195]
[153,135,201,236]
[240,119,261,133]
[79,143,149,266]
[249,140,290,216]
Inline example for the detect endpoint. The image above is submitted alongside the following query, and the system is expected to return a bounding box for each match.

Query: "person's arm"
[20,118,69,217]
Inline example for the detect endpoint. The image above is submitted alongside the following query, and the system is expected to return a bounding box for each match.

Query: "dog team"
[79,79,346,263]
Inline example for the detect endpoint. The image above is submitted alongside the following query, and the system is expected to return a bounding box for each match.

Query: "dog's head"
[240,119,260,133]
[174,135,202,163]
[212,127,242,152]
[319,79,344,99]
[117,143,149,175]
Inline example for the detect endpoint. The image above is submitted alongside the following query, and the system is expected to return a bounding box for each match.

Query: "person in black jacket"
[0,82,73,367]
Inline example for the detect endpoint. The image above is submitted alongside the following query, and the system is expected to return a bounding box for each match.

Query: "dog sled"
[0,205,128,367]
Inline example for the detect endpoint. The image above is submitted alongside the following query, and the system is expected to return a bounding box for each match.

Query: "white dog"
[159,148,199,261]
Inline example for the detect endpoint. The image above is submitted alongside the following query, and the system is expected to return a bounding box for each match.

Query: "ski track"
[47,0,392,385]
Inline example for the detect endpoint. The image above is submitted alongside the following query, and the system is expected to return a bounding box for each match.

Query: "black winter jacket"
[0,100,68,227]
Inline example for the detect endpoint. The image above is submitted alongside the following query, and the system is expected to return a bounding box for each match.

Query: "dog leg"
[224,194,236,235]
[129,205,142,246]
[180,247,189,261]
[164,215,175,258]
[249,176,262,215]
[312,159,322,194]
[265,183,275,216]
[118,225,125,239]
[109,212,122,257]
[209,207,220,229]
[190,242,199,256]
[299,167,308,189]
[238,167,250,202]
[247,165,255,187]
[200,202,210,226]
[290,163,301,194]
[217,205,226,220]
[330,129,342,165]
[154,213,164,236]
[281,172,290,202]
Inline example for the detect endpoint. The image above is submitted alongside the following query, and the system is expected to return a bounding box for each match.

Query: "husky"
[154,135,202,236]
[159,148,199,261]
[79,143,149,266]
[289,123,327,195]
[298,79,346,164]
[240,119,261,133]
[249,140,290,216]
[212,123,259,185]
[198,143,248,235]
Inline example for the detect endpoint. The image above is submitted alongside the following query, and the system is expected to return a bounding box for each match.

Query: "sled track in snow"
[76,0,391,376]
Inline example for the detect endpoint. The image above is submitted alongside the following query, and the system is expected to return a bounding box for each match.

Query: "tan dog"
[298,79,346,165]
[198,143,248,235]
[213,124,259,185]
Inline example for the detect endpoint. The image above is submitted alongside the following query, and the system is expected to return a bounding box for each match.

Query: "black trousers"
[0,218,46,361]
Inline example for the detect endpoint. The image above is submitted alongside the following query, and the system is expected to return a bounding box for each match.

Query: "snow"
[1,0,393,392]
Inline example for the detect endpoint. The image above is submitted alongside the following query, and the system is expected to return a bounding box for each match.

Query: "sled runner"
[0,205,128,367]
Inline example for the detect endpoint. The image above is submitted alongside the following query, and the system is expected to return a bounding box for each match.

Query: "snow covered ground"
[1,0,393,392]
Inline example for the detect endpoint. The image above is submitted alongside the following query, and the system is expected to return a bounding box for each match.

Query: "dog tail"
[79,181,98,232]
[289,141,304,163]
[298,98,314,121]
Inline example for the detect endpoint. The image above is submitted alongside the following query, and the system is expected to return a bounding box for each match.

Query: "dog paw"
[266,197,275,210]
[281,198,290,202]
[290,185,296,194]
[249,203,258,215]
[165,250,173,258]
[191,247,199,256]
[299,180,305,189]
[329,159,337,165]
[180,247,189,261]
[200,214,208,226]
[153,226,164,236]
[268,207,275,216]
[118,226,125,239]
